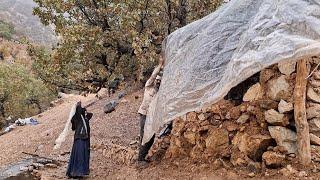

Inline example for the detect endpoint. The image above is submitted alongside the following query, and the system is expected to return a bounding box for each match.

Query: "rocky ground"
[2,59,320,179]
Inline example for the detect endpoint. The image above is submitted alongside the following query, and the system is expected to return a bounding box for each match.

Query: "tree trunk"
[294,59,311,166]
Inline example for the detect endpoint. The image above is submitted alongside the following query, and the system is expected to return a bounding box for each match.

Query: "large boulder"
[278,100,293,114]
[268,126,297,154]
[265,109,289,126]
[232,132,274,161]
[267,75,292,101]
[278,61,296,76]
[243,83,263,102]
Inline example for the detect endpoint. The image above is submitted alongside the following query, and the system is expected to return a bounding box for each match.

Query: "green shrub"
[0,20,14,40]
[0,63,55,128]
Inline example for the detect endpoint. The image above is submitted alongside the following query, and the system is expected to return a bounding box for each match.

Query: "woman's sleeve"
[86,112,93,120]
[71,115,77,130]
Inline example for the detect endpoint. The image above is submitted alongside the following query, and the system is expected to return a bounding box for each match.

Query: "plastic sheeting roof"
[143,0,320,144]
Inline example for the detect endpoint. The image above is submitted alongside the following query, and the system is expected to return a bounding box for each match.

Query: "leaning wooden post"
[294,59,311,166]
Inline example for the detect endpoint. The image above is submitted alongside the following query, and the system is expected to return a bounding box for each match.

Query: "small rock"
[311,57,320,65]
[310,77,320,88]
[28,166,34,172]
[213,115,221,120]
[247,161,261,173]
[288,153,296,158]
[226,107,241,120]
[278,100,293,113]
[198,113,211,121]
[258,100,279,110]
[306,103,320,119]
[118,91,126,99]
[307,87,320,103]
[96,88,108,98]
[311,145,320,162]
[267,146,274,151]
[278,61,296,76]
[243,83,263,102]
[268,126,297,154]
[189,143,203,159]
[129,140,138,145]
[260,68,275,84]
[310,133,320,146]
[184,131,196,145]
[198,113,206,121]
[298,171,307,177]
[313,71,320,80]
[313,168,319,173]
[20,166,29,171]
[32,163,44,169]
[37,145,44,151]
[120,99,129,103]
[187,112,198,122]
[262,151,285,167]
[104,100,118,114]
[205,128,229,153]
[265,109,289,126]
[280,168,291,176]
[248,172,255,178]
[45,163,58,168]
[36,158,52,164]
[226,123,238,132]
[273,146,288,153]
[240,105,247,112]
[281,164,298,176]
[212,159,223,170]
[236,114,250,124]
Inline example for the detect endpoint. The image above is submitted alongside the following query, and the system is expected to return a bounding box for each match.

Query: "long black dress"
[67,104,93,178]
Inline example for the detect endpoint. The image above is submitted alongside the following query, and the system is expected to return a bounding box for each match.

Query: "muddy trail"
[0,89,314,180]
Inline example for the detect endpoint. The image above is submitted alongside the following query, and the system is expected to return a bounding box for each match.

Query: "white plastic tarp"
[143,0,320,144]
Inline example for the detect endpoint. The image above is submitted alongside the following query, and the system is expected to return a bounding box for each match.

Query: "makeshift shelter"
[143,0,320,154]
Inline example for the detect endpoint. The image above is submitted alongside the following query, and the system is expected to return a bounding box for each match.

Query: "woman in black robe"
[67,102,93,178]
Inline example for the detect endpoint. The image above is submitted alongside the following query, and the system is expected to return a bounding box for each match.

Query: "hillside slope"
[0,0,56,45]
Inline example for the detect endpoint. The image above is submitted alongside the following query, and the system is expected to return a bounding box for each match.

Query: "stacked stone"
[163,58,320,170]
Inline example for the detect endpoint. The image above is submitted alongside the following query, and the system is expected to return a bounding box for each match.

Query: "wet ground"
[0,158,38,180]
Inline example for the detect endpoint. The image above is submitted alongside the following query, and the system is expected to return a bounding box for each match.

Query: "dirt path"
[0,90,305,180]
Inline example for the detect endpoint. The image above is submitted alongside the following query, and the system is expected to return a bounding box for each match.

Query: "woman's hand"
[159,56,165,66]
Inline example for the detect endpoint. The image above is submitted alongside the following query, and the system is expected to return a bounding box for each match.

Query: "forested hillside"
[0,0,56,45]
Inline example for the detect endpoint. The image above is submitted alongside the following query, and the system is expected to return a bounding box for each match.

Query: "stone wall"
[156,57,320,170]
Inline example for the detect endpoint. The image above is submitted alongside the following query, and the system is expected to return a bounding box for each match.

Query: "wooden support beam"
[294,59,311,166]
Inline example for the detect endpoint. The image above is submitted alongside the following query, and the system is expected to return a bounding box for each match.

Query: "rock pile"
[162,58,320,170]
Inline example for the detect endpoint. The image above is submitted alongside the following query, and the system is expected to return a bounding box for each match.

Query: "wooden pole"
[294,59,311,166]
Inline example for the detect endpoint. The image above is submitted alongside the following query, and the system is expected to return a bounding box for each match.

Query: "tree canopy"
[32,0,222,92]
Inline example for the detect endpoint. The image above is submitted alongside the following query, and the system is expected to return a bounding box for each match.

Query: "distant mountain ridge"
[0,0,56,46]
